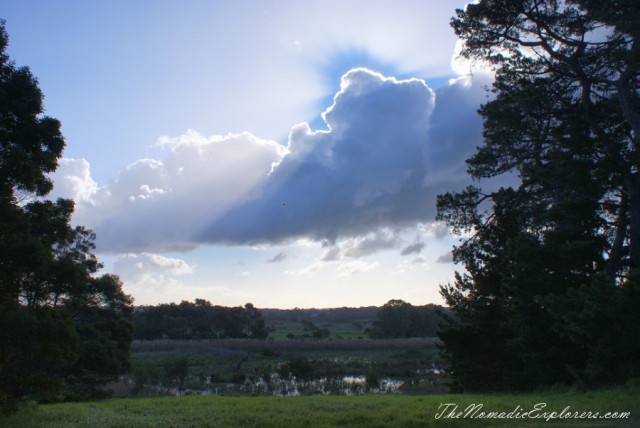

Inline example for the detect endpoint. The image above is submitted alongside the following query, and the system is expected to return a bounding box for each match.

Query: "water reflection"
[186,374,405,396]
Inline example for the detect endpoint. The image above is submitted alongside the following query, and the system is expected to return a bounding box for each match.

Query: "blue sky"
[4,0,496,308]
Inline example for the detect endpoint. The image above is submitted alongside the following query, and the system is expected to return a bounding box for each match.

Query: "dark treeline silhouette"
[129,302,443,342]
[261,306,379,326]
[130,299,268,340]
[366,300,441,338]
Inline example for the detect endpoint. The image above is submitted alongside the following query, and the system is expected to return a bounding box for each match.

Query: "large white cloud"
[50,68,490,254]
[55,131,286,252]
[199,70,491,246]
[113,253,194,289]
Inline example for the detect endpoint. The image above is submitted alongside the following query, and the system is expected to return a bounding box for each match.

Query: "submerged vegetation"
[117,338,444,398]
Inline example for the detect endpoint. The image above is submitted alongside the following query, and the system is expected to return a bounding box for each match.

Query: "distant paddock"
[132,337,437,354]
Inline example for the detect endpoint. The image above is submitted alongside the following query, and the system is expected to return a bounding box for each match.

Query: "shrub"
[232,372,246,384]
[366,369,381,388]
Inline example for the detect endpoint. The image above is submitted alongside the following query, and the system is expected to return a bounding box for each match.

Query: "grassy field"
[264,320,369,339]
[260,307,379,340]
[2,387,638,427]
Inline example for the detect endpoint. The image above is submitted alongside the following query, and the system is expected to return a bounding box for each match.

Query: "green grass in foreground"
[2,387,638,427]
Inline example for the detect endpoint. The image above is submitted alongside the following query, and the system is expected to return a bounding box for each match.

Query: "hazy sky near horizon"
[4,0,497,308]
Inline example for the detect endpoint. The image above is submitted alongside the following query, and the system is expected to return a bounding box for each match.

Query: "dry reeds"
[132,337,437,354]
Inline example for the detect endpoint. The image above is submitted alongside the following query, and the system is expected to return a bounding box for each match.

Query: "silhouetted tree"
[0,20,133,412]
[437,0,640,392]
[311,327,331,339]
[162,356,189,395]
[300,319,318,331]
[367,300,440,338]
[242,303,269,339]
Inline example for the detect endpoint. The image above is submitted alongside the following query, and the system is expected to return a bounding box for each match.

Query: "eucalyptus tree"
[0,20,133,411]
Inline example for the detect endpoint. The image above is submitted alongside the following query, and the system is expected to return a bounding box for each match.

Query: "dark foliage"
[162,356,189,394]
[436,0,640,392]
[129,299,268,340]
[261,306,379,326]
[278,355,315,381]
[0,21,133,412]
[366,300,440,338]
[311,327,331,339]
[301,319,318,331]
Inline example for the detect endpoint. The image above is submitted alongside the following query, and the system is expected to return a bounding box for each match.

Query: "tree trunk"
[604,193,628,280]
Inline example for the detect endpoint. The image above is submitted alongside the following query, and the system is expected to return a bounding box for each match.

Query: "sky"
[3,0,498,309]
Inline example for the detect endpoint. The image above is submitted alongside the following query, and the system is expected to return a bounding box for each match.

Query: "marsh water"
[173,374,405,396]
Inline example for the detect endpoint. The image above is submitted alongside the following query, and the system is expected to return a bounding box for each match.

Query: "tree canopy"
[129,300,269,340]
[366,300,440,339]
[0,20,133,412]
[436,0,640,392]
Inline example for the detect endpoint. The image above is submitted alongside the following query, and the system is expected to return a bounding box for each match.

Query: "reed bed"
[132,337,437,354]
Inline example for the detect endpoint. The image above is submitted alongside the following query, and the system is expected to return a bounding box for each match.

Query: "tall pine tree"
[437,0,640,391]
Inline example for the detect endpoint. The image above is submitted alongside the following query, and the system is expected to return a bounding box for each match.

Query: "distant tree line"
[366,300,441,338]
[261,306,378,326]
[129,299,269,340]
